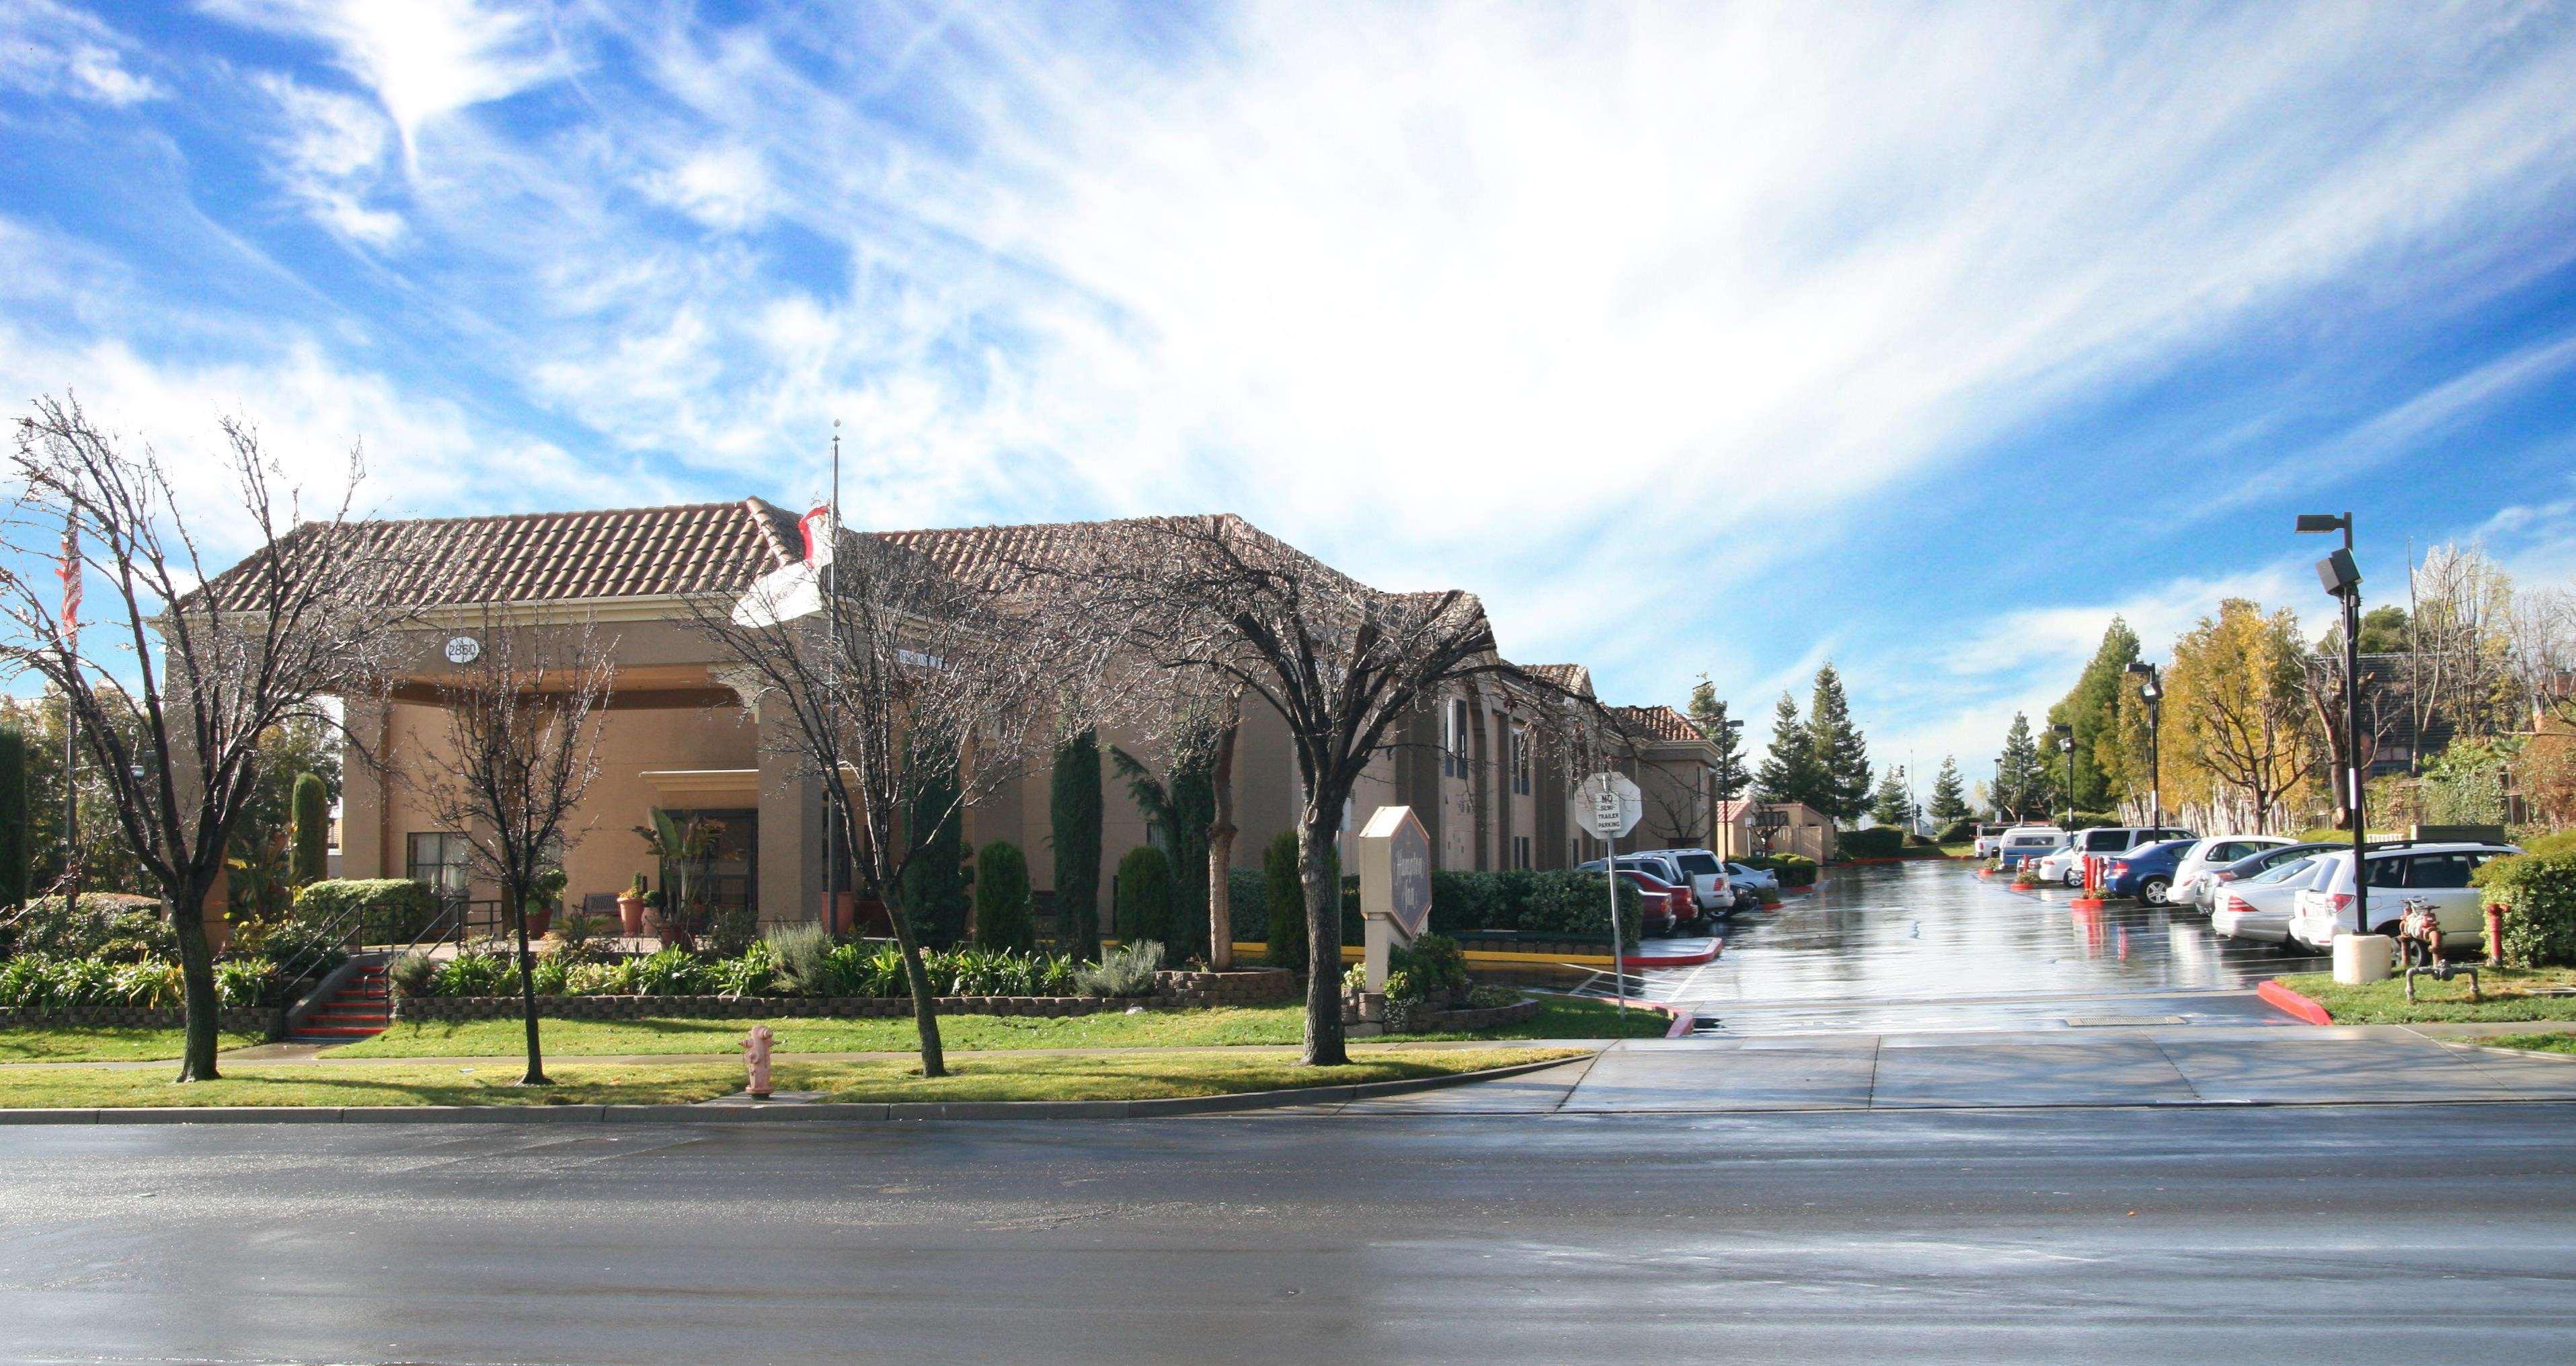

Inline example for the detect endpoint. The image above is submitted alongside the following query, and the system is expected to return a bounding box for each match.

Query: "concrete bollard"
[2333,934,2394,986]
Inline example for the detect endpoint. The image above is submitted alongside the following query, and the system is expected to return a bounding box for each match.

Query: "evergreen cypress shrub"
[0,726,28,910]
[288,771,329,887]
[900,739,973,948]
[1263,829,1308,974]
[1114,845,1175,952]
[1050,729,1103,960]
[973,840,1036,952]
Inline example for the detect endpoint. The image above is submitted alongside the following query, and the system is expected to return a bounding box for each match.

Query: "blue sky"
[5,1,2576,780]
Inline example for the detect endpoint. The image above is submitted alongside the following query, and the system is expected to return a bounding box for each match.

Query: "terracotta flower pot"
[617,895,646,937]
[523,905,553,939]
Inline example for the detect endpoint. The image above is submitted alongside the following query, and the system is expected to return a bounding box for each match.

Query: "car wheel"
[2062,867,2084,888]
[2139,876,2171,906]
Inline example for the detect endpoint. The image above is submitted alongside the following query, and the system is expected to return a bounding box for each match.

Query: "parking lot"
[1616,861,2331,1034]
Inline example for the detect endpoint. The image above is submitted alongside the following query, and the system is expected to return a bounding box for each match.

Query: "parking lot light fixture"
[2298,511,2368,942]
[2051,722,2076,833]
[2125,661,2163,827]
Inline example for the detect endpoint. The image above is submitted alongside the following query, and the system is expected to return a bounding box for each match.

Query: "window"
[2406,853,2480,890]
[1442,698,1471,779]
[2364,856,2407,888]
[1513,835,1532,870]
[406,832,471,905]
[1510,724,1532,796]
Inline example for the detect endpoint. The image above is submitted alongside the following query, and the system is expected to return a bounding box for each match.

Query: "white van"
[1994,826,2067,869]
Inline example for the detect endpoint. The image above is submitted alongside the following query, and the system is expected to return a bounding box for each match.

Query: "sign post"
[1357,806,1432,997]
[1570,771,1644,1011]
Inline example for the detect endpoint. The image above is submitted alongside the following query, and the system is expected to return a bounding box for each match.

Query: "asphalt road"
[9,1102,2576,1364]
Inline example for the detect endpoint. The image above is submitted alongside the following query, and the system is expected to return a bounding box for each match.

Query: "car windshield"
[1673,853,1721,875]
[2250,857,2314,885]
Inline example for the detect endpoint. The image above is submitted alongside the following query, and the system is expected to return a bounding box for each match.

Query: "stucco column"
[339,692,391,880]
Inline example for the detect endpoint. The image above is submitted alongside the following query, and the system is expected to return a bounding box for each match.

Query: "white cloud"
[255,75,405,245]
[641,146,773,232]
[202,0,557,154]
[1,0,162,106]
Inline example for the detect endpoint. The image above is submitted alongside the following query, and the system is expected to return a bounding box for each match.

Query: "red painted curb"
[2257,979,2333,1026]
[1663,1008,1697,1038]
[2068,897,2105,910]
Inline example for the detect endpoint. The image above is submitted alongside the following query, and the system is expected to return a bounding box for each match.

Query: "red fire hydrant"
[2485,904,2506,967]
[743,1024,774,1099]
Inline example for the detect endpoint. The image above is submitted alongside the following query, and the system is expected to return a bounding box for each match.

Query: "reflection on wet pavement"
[1631,862,2327,1034]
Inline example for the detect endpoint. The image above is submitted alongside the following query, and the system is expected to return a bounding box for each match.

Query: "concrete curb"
[2257,979,2334,1026]
[1623,942,1721,969]
[0,1053,1595,1127]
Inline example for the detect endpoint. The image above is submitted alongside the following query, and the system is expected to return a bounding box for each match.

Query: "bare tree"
[2507,585,2576,726]
[2402,543,2517,757]
[690,529,1110,1079]
[0,397,407,1081]
[414,617,615,1086]
[1048,515,1599,1066]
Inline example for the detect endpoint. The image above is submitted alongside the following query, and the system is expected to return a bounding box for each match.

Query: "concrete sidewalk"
[1319,1024,2576,1114]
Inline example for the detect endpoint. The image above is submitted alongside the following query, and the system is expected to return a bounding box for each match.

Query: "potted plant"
[617,873,648,937]
[640,886,665,941]
[522,866,567,939]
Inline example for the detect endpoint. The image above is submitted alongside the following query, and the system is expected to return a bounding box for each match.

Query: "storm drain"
[2063,1015,2191,1027]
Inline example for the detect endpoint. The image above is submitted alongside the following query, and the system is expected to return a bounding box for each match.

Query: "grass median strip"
[329,995,1666,1059]
[2275,966,2576,1024]
[2484,1034,2576,1057]
[0,1047,1585,1110]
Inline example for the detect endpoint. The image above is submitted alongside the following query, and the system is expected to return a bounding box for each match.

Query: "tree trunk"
[861,806,948,1077]
[1298,808,1346,1067]
[1206,694,1241,971]
[167,877,223,1082]
[510,888,549,1086]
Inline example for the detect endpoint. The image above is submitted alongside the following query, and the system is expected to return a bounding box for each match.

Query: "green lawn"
[2484,1033,2576,1057]
[0,1026,266,1063]
[331,995,1667,1059]
[2274,966,2576,1024]
[0,1047,1583,1110]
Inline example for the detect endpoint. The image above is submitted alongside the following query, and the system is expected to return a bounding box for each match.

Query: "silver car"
[2208,856,2326,946]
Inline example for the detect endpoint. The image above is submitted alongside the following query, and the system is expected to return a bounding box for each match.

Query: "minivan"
[1994,826,2067,868]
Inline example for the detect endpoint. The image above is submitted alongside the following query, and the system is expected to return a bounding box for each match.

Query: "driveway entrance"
[1621,862,2327,1034]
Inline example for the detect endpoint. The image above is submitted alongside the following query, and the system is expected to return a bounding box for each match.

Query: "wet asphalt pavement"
[8,1104,2576,1363]
[11,860,2576,1363]
[1636,862,2329,1033]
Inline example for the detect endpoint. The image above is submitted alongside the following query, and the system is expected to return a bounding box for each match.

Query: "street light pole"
[2125,661,2162,827]
[2052,722,2075,831]
[2300,513,2367,940]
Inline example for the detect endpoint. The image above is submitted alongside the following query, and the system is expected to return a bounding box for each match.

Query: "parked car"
[1725,862,1780,896]
[2288,842,2522,953]
[2192,841,2337,911]
[1637,847,1744,916]
[1993,825,2068,868]
[2208,855,2328,946]
[1577,857,1700,933]
[2167,835,2299,909]
[2100,838,2199,905]
[1973,823,2015,858]
[2035,826,2199,887]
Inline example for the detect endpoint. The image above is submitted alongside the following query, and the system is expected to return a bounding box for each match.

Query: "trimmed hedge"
[1422,869,1641,947]
[292,878,440,944]
[1261,831,1310,974]
[973,840,1036,952]
[1114,845,1175,952]
[1743,853,1818,886]
[2474,851,2576,968]
[1838,827,1905,860]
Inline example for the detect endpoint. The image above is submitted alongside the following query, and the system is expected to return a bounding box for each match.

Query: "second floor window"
[1442,698,1470,779]
[1510,725,1533,795]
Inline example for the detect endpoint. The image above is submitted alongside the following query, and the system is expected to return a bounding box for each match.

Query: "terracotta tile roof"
[1523,664,1594,697]
[205,498,804,609]
[1612,704,1704,745]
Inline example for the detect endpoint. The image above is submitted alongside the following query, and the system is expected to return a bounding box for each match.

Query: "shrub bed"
[1423,870,1643,946]
[1836,827,1905,860]
[0,954,282,1011]
[1742,853,1819,886]
[399,967,1296,1023]
[2474,850,2576,968]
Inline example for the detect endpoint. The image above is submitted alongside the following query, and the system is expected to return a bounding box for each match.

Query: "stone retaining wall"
[1,1004,270,1031]
[395,966,1298,1024]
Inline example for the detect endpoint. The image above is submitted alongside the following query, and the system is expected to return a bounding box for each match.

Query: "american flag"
[56,515,79,648]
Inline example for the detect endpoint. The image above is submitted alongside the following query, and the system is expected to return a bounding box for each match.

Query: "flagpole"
[59,515,79,916]
[824,422,841,932]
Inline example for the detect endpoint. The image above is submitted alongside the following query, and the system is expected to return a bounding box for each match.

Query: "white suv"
[2288,842,2520,952]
